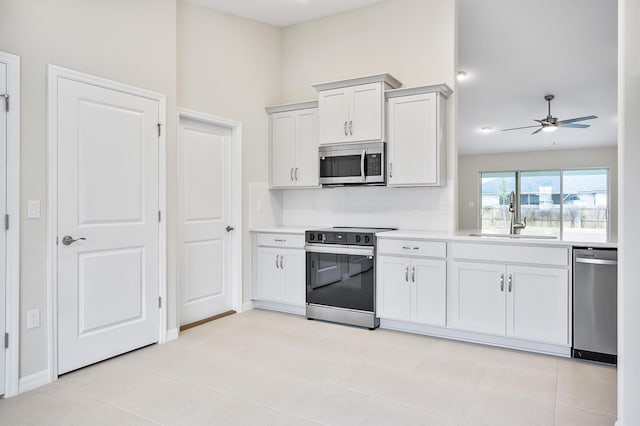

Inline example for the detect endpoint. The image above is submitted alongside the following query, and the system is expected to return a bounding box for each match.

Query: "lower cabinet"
[448,261,569,345]
[252,232,306,313]
[377,255,446,327]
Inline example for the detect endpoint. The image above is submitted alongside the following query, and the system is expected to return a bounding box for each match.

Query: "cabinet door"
[448,261,506,335]
[412,258,446,326]
[377,255,411,321]
[281,248,306,306]
[506,265,569,344]
[271,112,296,187]
[318,88,349,144]
[349,83,383,142]
[255,247,282,301]
[387,93,440,186]
[293,108,319,187]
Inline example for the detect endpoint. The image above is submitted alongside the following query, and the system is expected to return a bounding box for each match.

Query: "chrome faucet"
[508,191,526,235]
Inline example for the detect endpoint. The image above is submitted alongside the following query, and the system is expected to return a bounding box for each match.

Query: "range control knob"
[355,235,362,243]
[364,235,371,244]
[309,233,315,241]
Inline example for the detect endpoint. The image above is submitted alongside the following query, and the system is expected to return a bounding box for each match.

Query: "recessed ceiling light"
[480,126,493,133]
[457,71,468,81]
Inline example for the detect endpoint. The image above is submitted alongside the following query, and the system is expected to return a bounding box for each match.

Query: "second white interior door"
[179,116,233,326]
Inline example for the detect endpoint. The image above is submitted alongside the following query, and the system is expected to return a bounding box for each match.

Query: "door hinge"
[1,94,8,112]
[157,123,161,137]
[4,332,8,349]
[158,297,162,309]
[158,210,161,223]
[4,214,8,230]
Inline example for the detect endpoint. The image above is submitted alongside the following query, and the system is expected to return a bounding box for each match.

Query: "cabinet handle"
[295,167,298,181]
[389,162,393,178]
[508,274,512,292]
[275,254,280,269]
[290,168,294,181]
[405,266,409,282]
[500,274,504,292]
[349,120,353,135]
[280,255,284,269]
[274,239,286,243]
[344,121,348,136]
[402,246,419,250]
[411,266,416,283]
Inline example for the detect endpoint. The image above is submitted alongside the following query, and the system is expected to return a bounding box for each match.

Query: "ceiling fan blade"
[557,115,598,124]
[532,127,544,135]
[559,123,590,129]
[502,125,541,131]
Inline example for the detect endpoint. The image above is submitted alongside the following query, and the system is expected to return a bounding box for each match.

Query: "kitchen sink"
[467,233,558,240]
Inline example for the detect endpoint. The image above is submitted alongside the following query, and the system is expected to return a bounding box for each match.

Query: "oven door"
[305,244,376,312]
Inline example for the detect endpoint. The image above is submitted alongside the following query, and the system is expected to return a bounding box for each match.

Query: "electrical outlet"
[27,309,40,329]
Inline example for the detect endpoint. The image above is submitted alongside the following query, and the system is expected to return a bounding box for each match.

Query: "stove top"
[305,226,395,246]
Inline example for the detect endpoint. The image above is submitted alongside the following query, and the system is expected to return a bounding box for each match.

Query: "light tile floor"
[0,309,617,425]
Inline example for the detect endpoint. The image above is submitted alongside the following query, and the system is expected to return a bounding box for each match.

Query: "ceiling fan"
[502,94,598,135]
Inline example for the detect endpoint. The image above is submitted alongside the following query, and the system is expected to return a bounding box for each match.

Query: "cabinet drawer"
[256,233,305,249]
[450,242,569,266]
[378,239,446,258]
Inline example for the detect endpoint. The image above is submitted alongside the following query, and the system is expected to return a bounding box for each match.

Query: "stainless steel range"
[304,227,394,329]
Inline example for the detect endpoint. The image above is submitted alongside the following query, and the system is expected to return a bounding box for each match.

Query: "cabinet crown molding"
[385,83,453,99]
[265,100,318,114]
[312,73,402,92]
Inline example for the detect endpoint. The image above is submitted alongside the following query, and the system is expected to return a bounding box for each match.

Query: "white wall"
[0,0,177,380]
[177,1,283,303]
[279,0,457,232]
[618,0,640,423]
[458,147,618,235]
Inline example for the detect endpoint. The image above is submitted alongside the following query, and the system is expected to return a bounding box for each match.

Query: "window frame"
[478,167,611,240]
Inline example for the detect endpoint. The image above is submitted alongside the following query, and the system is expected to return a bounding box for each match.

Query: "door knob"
[225,226,235,232]
[62,235,86,246]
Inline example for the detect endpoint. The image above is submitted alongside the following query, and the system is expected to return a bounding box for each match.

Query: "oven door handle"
[304,244,375,256]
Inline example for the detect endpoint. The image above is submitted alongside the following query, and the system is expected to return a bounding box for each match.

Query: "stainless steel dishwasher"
[573,247,618,364]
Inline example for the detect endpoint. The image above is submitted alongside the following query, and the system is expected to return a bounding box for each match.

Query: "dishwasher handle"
[575,257,618,266]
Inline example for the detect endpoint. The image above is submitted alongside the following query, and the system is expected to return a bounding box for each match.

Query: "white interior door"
[57,77,160,375]
[179,117,233,326]
[0,62,7,394]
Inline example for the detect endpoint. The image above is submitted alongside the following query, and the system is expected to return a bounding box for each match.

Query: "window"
[480,168,609,241]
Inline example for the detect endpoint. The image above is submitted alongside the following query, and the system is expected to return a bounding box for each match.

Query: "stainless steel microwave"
[319,142,385,185]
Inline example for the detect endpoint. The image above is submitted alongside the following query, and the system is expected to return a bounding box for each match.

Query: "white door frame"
[46,65,167,382]
[177,108,243,316]
[1,51,20,397]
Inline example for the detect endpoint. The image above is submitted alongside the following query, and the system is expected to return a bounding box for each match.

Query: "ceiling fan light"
[542,125,558,133]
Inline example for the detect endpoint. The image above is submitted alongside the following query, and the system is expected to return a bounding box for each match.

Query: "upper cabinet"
[266,101,319,189]
[386,84,452,187]
[313,74,402,145]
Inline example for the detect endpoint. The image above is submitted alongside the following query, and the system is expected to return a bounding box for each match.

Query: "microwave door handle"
[360,150,366,182]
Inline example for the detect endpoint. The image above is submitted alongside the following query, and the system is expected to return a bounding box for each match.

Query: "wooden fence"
[481,206,608,230]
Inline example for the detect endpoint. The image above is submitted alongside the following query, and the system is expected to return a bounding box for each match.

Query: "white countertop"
[249,226,308,234]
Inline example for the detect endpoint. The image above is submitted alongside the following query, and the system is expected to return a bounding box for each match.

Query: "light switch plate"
[27,309,40,329]
[27,200,40,219]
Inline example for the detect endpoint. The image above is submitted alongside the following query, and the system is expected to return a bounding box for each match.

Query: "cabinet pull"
[275,254,280,269]
[295,167,298,181]
[402,246,419,250]
[508,274,512,292]
[405,266,409,282]
[274,239,286,243]
[290,168,294,181]
[500,274,504,292]
[389,162,393,178]
[349,120,353,135]
[280,255,284,269]
[411,266,416,283]
[344,121,348,136]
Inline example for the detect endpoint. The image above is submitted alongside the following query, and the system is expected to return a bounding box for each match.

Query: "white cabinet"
[377,239,447,326]
[252,232,306,312]
[266,101,319,188]
[313,74,401,145]
[447,242,570,345]
[385,85,451,187]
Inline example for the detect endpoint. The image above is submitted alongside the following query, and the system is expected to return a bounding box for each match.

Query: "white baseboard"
[253,300,305,316]
[165,328,179,342]
[19,369,51,394]
[241,301,255,312]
